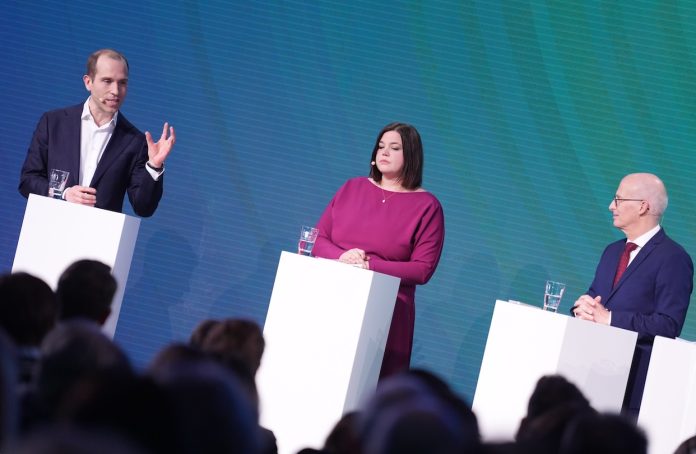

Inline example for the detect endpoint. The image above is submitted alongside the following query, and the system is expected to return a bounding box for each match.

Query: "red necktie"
[613,242,638,287]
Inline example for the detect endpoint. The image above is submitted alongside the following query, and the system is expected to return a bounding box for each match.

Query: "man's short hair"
[0,272,57,346]
[85,49,129,79]
[56,260,117,325]
[199,319,265,375]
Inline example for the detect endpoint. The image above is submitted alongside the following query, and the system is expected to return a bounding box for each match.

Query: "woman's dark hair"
[369,122,423,189]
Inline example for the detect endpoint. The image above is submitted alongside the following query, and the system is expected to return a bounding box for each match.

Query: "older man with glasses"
[572,173,693,417]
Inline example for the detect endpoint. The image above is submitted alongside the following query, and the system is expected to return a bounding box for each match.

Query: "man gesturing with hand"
[19,48,175,217]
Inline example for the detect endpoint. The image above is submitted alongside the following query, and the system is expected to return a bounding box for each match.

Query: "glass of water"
[298,226,319,256]
[48,169,70,199]
[543,280,566,312]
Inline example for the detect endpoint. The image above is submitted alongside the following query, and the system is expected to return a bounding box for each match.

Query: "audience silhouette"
[559,412,647,454]
[0,328,18,451]
[0,268,693,454]
[189,317,277,454]
[359,369,481,454]
[675,434,696,454]
[0,272,57,385]
[32,320,133,423]
[56,259,117,325]
[513,374,596,453]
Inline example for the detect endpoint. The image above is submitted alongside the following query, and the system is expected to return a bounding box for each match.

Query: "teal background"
[1,1,695,401]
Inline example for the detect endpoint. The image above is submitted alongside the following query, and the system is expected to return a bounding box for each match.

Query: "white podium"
[12,194,140,338]
[472,300,638,441]
[638,336,696,454]
[256,251,400,454]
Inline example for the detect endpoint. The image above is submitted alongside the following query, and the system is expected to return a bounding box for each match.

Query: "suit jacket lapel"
[64,106,82,188]
[608,229,665,299]
[90,114,132,187]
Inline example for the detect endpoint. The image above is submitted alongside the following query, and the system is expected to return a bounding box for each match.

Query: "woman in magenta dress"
[312,122,445,379]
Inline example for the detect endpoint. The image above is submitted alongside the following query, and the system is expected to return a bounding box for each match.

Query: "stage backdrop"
[2,1,696,400]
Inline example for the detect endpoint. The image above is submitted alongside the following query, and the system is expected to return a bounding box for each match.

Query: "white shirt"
[627,224,661,266]
[80,99,117,187]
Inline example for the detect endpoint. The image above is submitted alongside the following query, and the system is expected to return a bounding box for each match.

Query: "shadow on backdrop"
[115,230,198,368]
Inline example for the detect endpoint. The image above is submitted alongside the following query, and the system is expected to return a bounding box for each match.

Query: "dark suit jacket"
[586,228,693,411]
[19,104,163,217]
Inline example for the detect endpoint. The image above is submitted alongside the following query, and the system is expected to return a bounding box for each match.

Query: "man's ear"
[640,200,651,215]
[83,74,92,91]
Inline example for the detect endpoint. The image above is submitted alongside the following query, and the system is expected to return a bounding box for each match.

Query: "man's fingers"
[576,305,593,317]
[68,186,97,205]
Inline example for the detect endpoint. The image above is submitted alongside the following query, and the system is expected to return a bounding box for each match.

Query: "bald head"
[610,173,667,239]
[620,173,668,218]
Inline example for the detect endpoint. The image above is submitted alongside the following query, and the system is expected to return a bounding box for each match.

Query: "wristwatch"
[146,162,164,172]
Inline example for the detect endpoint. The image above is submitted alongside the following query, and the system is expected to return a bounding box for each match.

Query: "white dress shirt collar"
[626,224,661,265]
[81,98,119,127]
[630,224,661,249]
[79,98,118,186]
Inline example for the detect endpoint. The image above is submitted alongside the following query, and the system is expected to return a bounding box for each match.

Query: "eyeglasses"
[613,196,644,206]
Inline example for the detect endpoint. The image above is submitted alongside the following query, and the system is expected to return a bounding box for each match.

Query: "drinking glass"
[48,169,70,199]
[298,226,319,256]
[543,280,566,312]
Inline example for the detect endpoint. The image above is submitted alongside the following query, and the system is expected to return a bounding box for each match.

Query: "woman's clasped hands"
[339,248,370,269]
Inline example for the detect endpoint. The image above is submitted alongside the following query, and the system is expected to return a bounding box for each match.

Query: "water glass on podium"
[543,280,566,312]
[48,169,69,199]
[298,226,319,256]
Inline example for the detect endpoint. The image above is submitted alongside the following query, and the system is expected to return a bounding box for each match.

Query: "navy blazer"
[588,228,693,339]
[19,104,163,217]
[586,228,693,411]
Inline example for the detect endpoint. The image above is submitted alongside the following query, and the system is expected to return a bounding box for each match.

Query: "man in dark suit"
[19,49,175,217]
[572,173,693,416]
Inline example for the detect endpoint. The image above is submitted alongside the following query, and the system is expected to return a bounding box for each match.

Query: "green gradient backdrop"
[1,1,695,400]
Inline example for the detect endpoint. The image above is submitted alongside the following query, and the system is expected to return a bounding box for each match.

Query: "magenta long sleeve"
[312,177,445,377]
